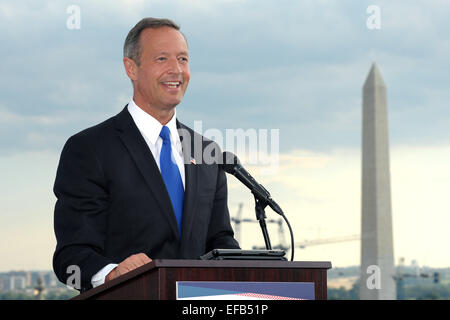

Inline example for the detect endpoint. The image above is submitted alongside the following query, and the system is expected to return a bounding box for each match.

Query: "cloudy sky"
[1,0,449,272]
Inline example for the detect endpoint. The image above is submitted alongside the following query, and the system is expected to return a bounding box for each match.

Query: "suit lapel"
[177,121,199,249]
[114,106,180,239]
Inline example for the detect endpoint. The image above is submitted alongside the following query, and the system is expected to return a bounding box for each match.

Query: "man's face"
[128,26,190,111]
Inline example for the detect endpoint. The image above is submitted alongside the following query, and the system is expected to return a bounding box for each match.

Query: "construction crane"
[296,234,360,249]
[232,203,361,253]
[250,219,289,251]
[231,203,244,244]
[231,203,288,250]
[253,234,361,251]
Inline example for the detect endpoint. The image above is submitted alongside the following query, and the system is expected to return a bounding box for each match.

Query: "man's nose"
[167,57,182,74]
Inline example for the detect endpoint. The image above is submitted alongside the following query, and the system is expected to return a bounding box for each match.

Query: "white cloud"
[0,143,449,271]
[229,144,450,267]
[0,105,68,125]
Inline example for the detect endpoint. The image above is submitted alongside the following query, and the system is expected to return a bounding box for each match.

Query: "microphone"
[220,151,295,261]
[220,152,283,215]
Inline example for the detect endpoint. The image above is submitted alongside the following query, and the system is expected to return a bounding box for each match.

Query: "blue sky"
[1,0,449,271]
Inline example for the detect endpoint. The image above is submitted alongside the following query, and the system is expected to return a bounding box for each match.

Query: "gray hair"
[123,17,184,66]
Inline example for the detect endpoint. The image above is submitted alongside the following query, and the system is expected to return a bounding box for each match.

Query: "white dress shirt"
[91,100,186,288]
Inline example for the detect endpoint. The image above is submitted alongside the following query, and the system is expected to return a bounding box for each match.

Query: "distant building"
[1,271,29,291]
[0,271,60,292]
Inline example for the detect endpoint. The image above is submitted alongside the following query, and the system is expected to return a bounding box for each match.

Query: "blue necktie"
[159,126,184,236]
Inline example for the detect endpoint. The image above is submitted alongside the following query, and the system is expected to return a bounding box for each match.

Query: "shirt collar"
[127,99,180,145]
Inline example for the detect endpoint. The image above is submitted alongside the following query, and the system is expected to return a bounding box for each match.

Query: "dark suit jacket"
[52,106,239,291]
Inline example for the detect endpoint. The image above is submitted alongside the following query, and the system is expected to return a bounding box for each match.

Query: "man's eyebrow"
[156,51,189,56]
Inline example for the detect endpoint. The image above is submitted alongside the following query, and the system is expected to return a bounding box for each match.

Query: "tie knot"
[159,126,171,142]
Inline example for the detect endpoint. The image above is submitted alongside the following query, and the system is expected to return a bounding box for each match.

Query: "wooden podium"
[73,259,331,300]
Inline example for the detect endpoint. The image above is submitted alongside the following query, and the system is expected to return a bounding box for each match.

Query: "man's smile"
[161,81,182,89]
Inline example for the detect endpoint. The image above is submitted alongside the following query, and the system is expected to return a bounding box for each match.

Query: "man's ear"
[123,57,138,81]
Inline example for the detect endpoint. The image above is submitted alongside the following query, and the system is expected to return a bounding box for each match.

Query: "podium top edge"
[151,259,332,269]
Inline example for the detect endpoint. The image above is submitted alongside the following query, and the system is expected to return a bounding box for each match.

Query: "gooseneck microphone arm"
[220,152,295,261]
[254,196,272,250]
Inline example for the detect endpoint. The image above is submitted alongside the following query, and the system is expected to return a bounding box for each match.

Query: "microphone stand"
[254,195,272,250]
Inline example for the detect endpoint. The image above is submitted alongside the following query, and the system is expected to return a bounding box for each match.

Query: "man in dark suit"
[53,17,239,292]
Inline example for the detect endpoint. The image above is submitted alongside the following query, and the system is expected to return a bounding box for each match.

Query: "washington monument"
[360,63,396,300]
